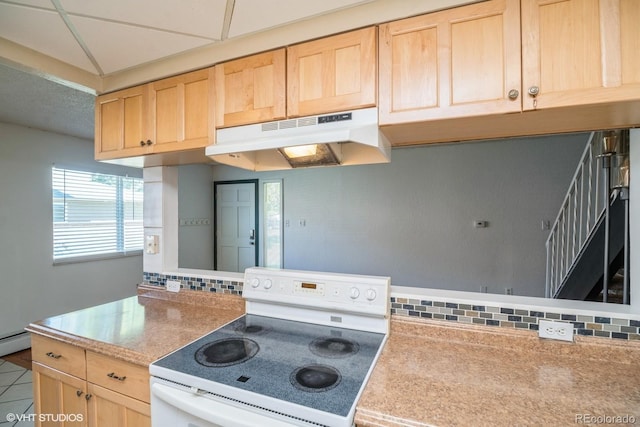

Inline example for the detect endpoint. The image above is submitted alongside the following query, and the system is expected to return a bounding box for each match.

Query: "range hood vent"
[206,107,390,171]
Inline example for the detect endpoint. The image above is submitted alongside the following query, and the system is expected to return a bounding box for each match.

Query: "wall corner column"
[143,166,178,275]
[629,129,639,312]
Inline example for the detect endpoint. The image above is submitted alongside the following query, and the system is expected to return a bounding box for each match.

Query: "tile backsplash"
[391,297,640,341]
[143,272,639,341]
[143,272,242,295]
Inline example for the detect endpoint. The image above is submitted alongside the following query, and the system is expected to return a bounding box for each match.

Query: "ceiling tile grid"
[0,2,97,73]
[0,0,377,76]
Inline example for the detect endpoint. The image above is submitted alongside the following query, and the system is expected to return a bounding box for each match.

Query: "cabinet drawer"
[31,334,86,379]
[86,351,150,403]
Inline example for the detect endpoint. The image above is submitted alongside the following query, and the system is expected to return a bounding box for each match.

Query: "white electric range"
[149,267,390,427]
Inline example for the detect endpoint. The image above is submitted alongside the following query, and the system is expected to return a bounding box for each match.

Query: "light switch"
[145,235,159,254]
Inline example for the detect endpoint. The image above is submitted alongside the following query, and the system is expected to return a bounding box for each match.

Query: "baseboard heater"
[0,331,30,357]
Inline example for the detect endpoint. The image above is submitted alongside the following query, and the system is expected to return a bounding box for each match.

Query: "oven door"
[151,379,300,427]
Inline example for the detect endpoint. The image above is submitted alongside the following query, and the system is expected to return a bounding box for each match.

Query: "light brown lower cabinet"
[33,363,87,426]
[31,335,150,427]
[86,383,150,427]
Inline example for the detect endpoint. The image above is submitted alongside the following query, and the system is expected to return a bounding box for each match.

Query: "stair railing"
[545,132,606,298]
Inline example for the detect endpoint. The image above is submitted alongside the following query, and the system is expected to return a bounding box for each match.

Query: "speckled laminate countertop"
[26,285,245,367]
[355,316,640,427]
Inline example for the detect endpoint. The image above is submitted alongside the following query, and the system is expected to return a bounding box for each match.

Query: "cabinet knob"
[139,140,145,147]
[528,86,540,109]
[85,394,92,401]
[76,390,83,397]
[508,89,519,100]
[145,139,153,146]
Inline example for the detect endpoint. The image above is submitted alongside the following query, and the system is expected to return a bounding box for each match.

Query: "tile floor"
[0,360,33,427]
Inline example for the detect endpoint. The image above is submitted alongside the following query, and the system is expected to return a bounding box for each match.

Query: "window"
[52,167,143,262]
[263,180,283,268]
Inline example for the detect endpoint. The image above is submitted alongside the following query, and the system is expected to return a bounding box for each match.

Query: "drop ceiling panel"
[7,0,55,10]
[70,15,215,74]
[0,3,97,73]
[60,0,227,39]
[228,0,373,38]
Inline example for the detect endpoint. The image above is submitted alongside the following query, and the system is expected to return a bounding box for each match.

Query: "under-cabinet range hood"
[206,107,390,171]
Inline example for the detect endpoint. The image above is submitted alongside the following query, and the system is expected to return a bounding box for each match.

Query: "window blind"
[52,167,143,261]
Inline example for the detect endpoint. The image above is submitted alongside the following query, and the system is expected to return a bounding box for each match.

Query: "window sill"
[53,250,143,266]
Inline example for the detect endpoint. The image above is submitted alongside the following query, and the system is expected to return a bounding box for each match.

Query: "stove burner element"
[309,337,360,359]
[234,324,271,335]
[195,338,259,367]
[290,364,341,393]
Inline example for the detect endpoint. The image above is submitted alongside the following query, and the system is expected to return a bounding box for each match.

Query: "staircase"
[545,130,630,303]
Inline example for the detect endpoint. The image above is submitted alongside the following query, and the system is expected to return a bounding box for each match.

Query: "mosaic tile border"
[142,272,639,341]
[143,272,242,295]
[391,297,640,341]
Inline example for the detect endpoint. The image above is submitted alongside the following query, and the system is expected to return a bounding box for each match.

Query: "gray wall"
[203,133,587,297]
[0,122,143,338]
[178,164,214,270]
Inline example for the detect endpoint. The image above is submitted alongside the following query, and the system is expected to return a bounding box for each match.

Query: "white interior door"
[215,182,257,272]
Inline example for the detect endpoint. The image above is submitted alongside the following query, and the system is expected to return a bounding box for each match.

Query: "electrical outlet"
[538,320,574,342]
[166,280,181,293]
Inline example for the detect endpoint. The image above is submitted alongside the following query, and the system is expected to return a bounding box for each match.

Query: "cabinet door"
[95,85,150,160]
[379,0,521,125]
[522,0,640,110]
[149,68,214,153]
[33,362,87,427]
[215,49,286,128]
[287,27,376,117]
[86,383,150,427]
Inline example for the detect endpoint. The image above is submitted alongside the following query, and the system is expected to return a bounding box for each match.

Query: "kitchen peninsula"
[26,286,244,427]
[26,286,640,427]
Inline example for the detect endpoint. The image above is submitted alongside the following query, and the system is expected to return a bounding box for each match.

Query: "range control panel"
[243,267,390,318]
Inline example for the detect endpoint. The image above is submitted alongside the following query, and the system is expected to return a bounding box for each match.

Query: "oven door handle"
[151,382,298,427]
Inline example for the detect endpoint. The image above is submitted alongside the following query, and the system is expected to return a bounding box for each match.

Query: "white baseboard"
[0,332,31,357]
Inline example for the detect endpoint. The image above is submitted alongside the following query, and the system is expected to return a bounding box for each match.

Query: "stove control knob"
[250,278,260,288]
[365,288,377,301]
[263,279,273,290]
[350,287,360,300]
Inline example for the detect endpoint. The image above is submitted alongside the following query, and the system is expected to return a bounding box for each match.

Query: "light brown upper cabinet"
[95,68,214,161]
[287,27,377,117]
[149,68,214,153]
[378,0,521,125]
[214,49,286,128]
[521,0,640,111]
[95,85,150,160]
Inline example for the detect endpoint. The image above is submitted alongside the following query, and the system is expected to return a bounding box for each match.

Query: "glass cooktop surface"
[151,314,385,417]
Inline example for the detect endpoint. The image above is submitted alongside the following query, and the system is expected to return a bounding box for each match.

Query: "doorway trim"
[213,179,259,271]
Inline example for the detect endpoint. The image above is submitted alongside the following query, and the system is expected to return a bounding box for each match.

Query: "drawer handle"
[46,352,62,359]
[107,372,127,381]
